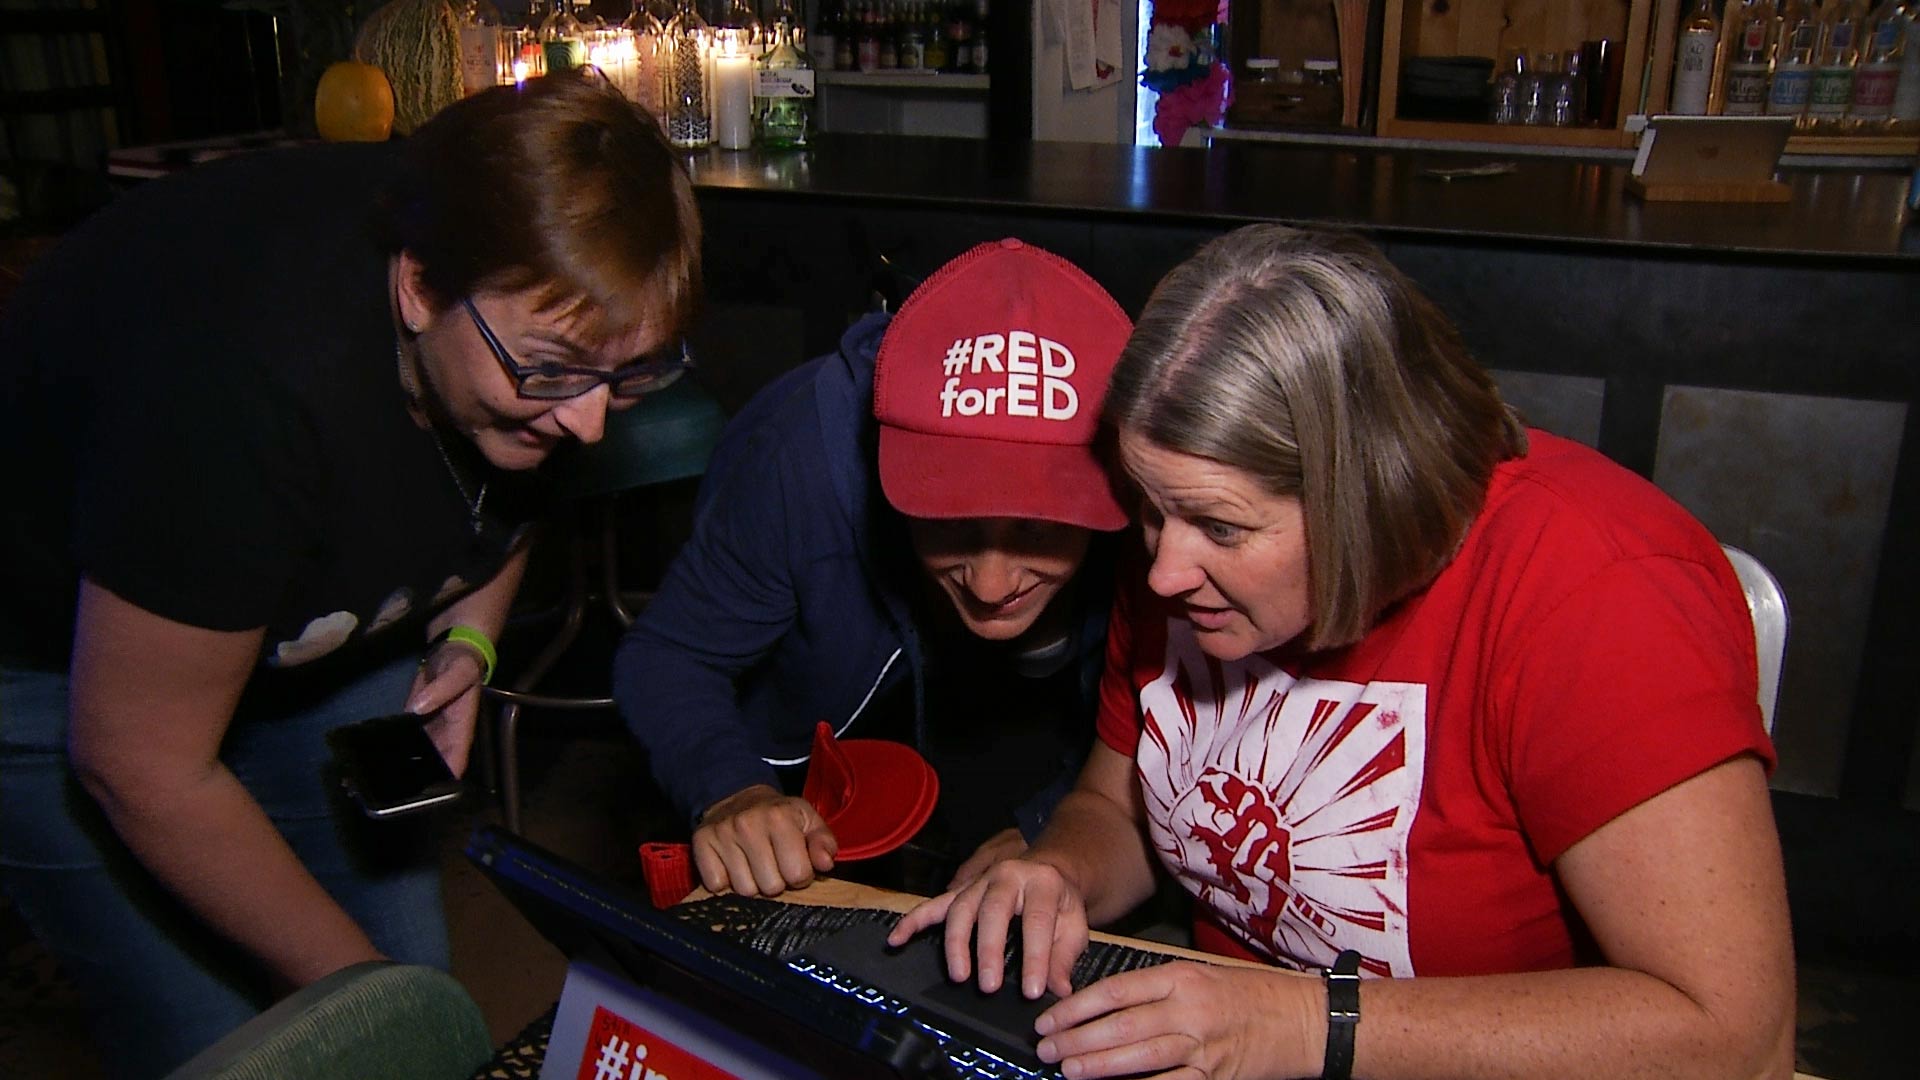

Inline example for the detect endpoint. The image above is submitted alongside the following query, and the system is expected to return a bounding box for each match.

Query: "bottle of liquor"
[812,0,842,72]
[1768,0,1819,120]
[456,0,506,95]
[1721,0,1777,115]
[972,0,990,74]
[663,0,712,148]
[539,0,587,72]
[1671,0,1721,114]
[947,0,974,73]
[857,1,880,71]
[1808,0,1866,129]
[1893,6,1920,129]
[622,0,669,121]
[835,2,858,70]
[877,1,899,69]
[899,2,927,70]
[926,3,950,73]
[757,0,816,148]
[1850,0,1907,125]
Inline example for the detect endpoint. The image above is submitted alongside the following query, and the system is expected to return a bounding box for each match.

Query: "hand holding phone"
[326,713,464,818]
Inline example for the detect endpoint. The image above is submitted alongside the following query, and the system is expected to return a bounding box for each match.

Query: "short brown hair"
[1105,224,1526,650]
[378,72,701,343]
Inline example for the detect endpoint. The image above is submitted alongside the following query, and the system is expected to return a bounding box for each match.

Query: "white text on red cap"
[937,332,1080,420]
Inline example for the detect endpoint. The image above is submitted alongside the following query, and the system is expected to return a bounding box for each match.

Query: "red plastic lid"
[800,721,939,861]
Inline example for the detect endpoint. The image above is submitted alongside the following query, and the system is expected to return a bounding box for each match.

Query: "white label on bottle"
[1672,31,1716,114]
[1768,66,1813,113]
[1851,63,1899,116]
[1724,62,1770,115]
[1808,67,1856,116]
[756,68,817,98]
[458,26,501,95]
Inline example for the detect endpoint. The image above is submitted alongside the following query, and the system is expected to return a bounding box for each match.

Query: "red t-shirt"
[1097,432,1774,978]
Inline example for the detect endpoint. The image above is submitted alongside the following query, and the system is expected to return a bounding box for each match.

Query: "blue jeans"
[0,657,451,1080]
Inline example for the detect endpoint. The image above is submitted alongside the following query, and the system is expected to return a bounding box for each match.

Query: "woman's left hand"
[1033,961,1323,1080]
[405,639,485,776]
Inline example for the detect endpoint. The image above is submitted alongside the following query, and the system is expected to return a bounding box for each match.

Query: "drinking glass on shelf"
[1491,48,1526,124]
[1522,50,1556,126]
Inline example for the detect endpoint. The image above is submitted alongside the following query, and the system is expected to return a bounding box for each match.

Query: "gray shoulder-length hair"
[1105,224,1527,650]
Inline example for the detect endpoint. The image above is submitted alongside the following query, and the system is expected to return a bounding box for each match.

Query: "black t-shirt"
[0,143,531,676]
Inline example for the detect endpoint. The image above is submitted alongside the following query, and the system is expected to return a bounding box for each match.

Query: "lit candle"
[711,38,754,150]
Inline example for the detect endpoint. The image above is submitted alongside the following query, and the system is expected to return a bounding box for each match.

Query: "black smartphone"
[326,713,463,818]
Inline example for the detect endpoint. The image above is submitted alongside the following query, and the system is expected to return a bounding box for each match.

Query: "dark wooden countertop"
[684,134,1920,265]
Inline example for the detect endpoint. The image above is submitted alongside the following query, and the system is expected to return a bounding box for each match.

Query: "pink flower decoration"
[1151,62,1230,147]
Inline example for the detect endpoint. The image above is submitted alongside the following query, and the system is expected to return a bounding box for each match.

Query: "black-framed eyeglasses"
[462,296,691,401]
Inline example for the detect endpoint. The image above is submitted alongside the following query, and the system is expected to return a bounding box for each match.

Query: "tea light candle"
[712,42,754,150]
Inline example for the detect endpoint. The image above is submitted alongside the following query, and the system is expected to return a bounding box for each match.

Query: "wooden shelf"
[1378,0,1653,151]
[815,71,989,92]
[1782,134,1920,158]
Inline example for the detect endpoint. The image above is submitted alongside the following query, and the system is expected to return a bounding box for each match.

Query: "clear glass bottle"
[1769,0,1820,121]
[1521,51,1553,125]
[1671,0,1721,114]
[663,0,712,148]
[1553,48,1584,126]
[540,0,588,73]
[1808,0,1866,130]
[455,0,506,95]
[756,1,815,148]
[621,0,669,121]
[1722,0,1777,116]
[1893,5,1920,129]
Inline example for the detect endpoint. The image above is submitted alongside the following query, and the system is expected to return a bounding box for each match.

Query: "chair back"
[165,961,493,1080]
[1721,544,1788,735]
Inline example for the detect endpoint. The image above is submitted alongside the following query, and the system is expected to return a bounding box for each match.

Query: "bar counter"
[682,133,1918,263]
[682,133,1920,810]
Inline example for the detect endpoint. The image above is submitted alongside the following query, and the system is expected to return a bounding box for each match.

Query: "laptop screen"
[465,826,933,1079]
[462,825,1204,1080]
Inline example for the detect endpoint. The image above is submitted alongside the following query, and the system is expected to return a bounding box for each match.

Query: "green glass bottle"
[756,0,815,148]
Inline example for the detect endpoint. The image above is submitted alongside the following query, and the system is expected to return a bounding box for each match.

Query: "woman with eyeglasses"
[0,73,700,1078]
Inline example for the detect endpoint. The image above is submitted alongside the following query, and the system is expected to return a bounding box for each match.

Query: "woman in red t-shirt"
[891,224,1794,1079]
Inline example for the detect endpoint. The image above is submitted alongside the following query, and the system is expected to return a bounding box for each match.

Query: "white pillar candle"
[712,46,754,150]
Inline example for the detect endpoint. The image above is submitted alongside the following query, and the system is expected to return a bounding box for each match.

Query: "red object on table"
[800,720,939,861]
[638,721,939,901]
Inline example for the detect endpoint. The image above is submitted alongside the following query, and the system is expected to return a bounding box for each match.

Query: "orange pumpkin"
[314,60,396,143]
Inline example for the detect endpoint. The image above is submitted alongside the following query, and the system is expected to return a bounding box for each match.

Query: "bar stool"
[483,377,726,834]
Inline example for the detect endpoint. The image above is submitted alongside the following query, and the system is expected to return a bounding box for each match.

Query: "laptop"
[466,827,1172,1079]
[1631,114,1794,186]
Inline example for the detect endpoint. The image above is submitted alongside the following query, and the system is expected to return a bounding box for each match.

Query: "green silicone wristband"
[438,624,497,685]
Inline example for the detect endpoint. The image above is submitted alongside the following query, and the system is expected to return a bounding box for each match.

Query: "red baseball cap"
[874,239,1133,531]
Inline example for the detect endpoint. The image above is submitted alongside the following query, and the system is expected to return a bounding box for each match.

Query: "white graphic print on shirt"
[1136,619,1426,976]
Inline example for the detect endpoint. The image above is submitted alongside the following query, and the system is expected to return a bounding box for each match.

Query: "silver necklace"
[396,338,489,535]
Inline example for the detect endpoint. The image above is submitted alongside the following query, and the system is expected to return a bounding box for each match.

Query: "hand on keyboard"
[890,855,1090,1001]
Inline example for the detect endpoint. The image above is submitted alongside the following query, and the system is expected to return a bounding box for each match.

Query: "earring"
[405,319,421,333]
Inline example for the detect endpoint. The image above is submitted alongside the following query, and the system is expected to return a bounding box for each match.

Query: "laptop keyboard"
[786,951,1061,1079]
[673,896,1179,1080]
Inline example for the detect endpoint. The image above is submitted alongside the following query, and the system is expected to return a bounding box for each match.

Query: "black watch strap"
[1322,949,1362,1080]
